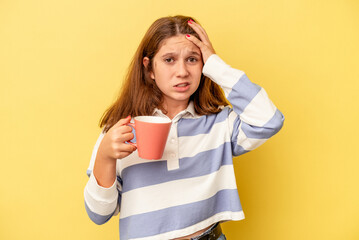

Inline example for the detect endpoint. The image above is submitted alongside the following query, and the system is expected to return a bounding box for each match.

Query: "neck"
[162,99,189,119]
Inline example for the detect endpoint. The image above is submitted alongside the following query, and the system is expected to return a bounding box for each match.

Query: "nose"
[175,60,189,77]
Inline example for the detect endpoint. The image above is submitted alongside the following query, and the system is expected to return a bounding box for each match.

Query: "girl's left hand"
[186,19,216,64]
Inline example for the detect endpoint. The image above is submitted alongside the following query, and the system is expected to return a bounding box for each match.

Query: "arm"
[202,54,285,155]
[186,20,284,156]
[84,116,136,224]
[84,132,120,225]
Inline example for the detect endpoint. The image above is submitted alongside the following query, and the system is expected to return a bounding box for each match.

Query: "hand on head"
[185,19,216,64]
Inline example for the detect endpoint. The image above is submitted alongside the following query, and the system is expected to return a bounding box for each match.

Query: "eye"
[188,57,198,63]
[164,58,174,63]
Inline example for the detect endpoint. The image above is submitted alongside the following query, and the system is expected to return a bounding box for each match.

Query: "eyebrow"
[160,51,201,58]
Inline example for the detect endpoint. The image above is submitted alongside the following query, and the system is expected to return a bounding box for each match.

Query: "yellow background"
[1,0,358,239]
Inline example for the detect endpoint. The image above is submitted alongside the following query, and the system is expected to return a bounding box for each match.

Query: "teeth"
[176,83,188,87]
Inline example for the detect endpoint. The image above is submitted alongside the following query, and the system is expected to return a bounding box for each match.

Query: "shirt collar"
[153,101,198,121]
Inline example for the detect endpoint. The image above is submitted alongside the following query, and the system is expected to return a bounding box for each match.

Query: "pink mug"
[127,116,172,160]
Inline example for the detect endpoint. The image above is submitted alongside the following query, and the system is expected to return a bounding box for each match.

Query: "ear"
[143,57,155,80]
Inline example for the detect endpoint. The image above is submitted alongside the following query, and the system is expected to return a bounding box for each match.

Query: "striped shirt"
[84,54,285,240]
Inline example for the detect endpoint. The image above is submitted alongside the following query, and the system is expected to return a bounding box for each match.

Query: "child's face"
[147,35,203,107]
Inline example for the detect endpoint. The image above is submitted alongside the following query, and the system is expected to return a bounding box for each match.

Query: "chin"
[171,95,191,102]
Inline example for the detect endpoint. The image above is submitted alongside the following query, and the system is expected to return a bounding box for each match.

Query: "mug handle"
[126,122,137,147]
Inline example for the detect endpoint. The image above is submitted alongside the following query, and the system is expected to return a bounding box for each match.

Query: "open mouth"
[174,83,189,87]
[173,82,190,92]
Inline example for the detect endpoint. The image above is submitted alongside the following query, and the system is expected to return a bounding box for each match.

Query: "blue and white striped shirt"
[84,54,285,240]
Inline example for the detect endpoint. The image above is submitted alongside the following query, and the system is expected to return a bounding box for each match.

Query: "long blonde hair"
[100,15,228,132]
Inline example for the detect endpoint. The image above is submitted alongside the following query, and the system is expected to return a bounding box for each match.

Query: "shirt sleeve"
[84,131,121,225]
[202,54,285,156]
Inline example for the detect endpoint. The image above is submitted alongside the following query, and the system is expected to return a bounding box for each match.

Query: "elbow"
[232,110,285,157]
[266,109,285,137]
[249,109,285,138]
[85,201,113,225]
[90,217,109,226]
[273,110,285,135]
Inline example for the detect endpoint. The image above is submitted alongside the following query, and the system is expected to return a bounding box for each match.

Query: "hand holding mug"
[93,116,137,187]
[98,115,137,161]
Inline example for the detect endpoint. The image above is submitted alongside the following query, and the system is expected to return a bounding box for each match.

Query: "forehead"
[157,35,200,54]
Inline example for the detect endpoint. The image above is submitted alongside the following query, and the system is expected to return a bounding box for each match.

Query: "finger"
[188,20,209,43]
[118,142,137,153]
[188,19,207,37]
[113,148,136,159]
[110,125,133,141]
[108,130,134,146]
[186,34,215,63]
[117,125,134,134]
[112,142,136,159]
[185,34,206,50]
[119,132,135,142]
[114,115,132,127]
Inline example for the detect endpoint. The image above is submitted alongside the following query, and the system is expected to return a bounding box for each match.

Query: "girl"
[84,15,284,240]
